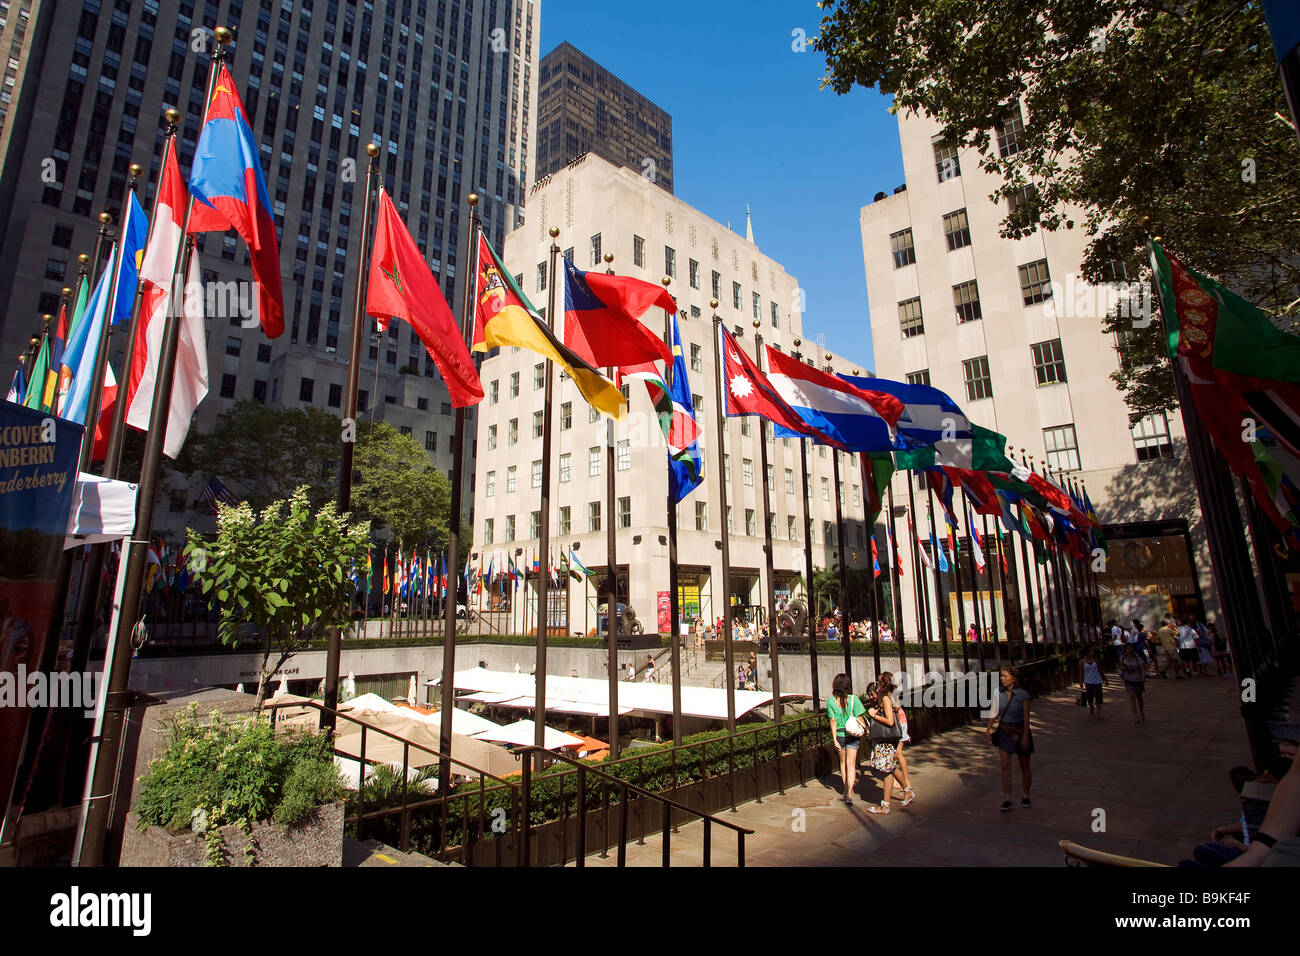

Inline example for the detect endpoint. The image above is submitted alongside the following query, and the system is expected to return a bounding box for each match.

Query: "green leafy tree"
[351,420,453,552]
[185,487,371,710]
[815,0,1300,418]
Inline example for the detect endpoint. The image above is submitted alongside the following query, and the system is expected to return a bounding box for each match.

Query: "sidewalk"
[580,671,1248,866]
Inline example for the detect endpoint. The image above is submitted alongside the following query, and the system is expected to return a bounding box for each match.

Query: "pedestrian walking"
[826,672,866,804]
[625,661,635,682]
[863,677,908,814]
[1210,624,1231,675]
[987,667,1033,811]
[643,654,655,682]
[1196,627,1214,677]
[1156,617,1179,679]
[1120,643,1147,723]
[1177,618,1200,677]
[883,672,915,807]
[1079,647,1105,719]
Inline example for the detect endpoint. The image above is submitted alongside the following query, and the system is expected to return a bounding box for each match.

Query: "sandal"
[899,787,916,807]
[867,802,891,815]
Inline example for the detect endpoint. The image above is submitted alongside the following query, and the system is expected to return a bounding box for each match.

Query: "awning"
[470,719,585,751]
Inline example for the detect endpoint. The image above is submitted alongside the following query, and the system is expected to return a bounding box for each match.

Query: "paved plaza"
[580,671,1247,866]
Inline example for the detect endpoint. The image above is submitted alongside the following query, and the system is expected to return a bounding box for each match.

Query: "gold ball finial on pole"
[128,163,143,178]
[467,192,479,206]
[793,338,801,348]
[603,252,613,265]
[709,298,719,310]
[29,336,39,347]
[852,368,860,376]
[365,142,380,158]
[61,287,72,298]
[77,254,90,266]
[662,276,671,288]
[214,26,233,45]
[98,212,112,226]
[164,108,181,125]
[824,352,832,363]
[41,314,53,326]
[752,318,760,329]
[548,226,559,238]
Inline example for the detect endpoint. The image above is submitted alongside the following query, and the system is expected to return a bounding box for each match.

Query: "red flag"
[561,259,673,369]
[718,324,836,442]
[91,363,117,461]
[366,189,483,407]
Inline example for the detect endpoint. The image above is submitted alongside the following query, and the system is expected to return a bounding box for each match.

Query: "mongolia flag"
[871,538,881,578]
[473,232,624,418]
[126,146,209,458]
[764,346,904,451]
[187,63,284,338]
[367,188,482,406]
[719,324,835,441]
[560,258,673,369]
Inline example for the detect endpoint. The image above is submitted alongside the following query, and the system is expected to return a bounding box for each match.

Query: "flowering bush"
[134,705,344,863]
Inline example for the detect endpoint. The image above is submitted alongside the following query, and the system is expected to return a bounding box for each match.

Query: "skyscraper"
[536,41,672,193]
[0,0,539,530]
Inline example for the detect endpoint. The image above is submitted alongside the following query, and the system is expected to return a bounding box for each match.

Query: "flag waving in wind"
[624,312,704,502]
[188,64,284,338]
[367,188,483,406]
[561,258,673,369]
[764,346,904,450]
[719,324,836,442]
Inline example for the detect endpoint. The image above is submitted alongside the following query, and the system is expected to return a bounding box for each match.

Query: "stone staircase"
[343,837,460,867]
[655,645,727,688]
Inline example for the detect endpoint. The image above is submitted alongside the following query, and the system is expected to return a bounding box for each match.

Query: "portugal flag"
[366,188,483,407]
[472,231,624,419]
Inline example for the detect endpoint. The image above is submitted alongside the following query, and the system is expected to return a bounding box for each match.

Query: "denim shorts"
[835,732,860,750]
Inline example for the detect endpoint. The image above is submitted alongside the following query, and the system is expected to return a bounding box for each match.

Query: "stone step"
[343,837,459,867]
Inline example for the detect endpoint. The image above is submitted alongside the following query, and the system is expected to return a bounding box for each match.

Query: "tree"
[815,0,1300,419]
[352,420,455,552]
[185,487,370,710]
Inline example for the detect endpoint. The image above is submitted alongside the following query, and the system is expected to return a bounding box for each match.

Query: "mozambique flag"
[382,552,389,595]
[471,232,625,419]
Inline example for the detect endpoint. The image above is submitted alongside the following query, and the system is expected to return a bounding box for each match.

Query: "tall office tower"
[0,0,540,533]
[861,108,1215,635]
[473,152,869,636]
[535,41,672,193]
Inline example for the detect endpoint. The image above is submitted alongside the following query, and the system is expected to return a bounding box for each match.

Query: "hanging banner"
[657,590,671,635]
[0,401,84,820]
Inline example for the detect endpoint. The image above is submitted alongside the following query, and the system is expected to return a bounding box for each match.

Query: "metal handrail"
[515,744,755,867]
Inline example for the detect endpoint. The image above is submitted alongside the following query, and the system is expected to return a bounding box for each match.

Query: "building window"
[997,111,1025,158]
[590,233,602,266]
[483,518,494,544]
[588,446,602,477]
[617,439,630,471]
[563,247,575,263]
[962,355,993,401]
[1019,258,1053,305]
[485,471,496,497]
[530,511,542,539]
[665,246,676,278]
[942,208,971,250]
[588,500,601,532]
[906,369,931,386]
[785,468,795,494]
[506,465,518,493]
[559,452,572,482]
[771,302,779,329]
[299,377,314,402]
[536,261,547,292]
[1044,423,1081,472]
[711,270,721,300]
[821,477,830,501]
[724,454,731,483]
[689,258,699,289]
[953,280,982,324]
[533,362,545,390]
[898,297,924,338]
[559,506,571,535]
[752,292,760,319]
[727,506,734,533]
[532,410,544,438]
[220,374,237,398]
[825,521,835,546]
[633,235,645,268]
[1133,413,1174,461]
[488,424,497,450]
[489,380,499,405]
[531,459,542,489]
[745,509,756,536]
[890,228,915,268]
[505,515,515,541]
[690,343,702,372]
[1031,338,1067,386]
[590,405,600,424]
[742,458,754,486]
[787,515,799,541]
[327,383,342,408]
[618,496,631,529]
[853,485,861,507]
[560,402,572,430]
[766,463,774,489]
[1007,184,1038,226]
[732,281,741,310]
[510,371,520,397]
[225,336,242,357]
[934,140,960,181]
[425,431,438,452]
[693,394,704,416]
[741,419,751,438]
[508,418,518,445]
[695,502,708,531]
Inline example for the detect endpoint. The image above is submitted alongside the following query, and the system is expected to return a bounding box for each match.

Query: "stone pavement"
[579,670,1249,866]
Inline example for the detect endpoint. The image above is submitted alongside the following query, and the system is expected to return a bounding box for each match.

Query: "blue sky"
[538,1,903,371]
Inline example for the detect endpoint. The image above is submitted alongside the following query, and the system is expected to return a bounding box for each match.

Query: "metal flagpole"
[791,338,820,710]
[905,473,931,674]
[532,227,561,765]
[710,303,737,732]
[925,484,949,668]
[602,252,620,758]
[328,142,380,729]
[857,452,882,678]
[946,480,967,671]
[886,483,906,676]
[437,194,481,790]
[75,30,232,867]
[665,282,684,743]
[824,354,851,683]
[752,323,781,717]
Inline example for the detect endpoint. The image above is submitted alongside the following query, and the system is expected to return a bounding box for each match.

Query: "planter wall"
[121,801,344,867]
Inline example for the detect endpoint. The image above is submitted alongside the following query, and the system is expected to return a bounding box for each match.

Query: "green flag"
[22,336,50,411]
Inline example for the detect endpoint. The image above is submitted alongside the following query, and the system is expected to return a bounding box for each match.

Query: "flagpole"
[821,355,852,684]
[532,226,561,765]
[925,484,949,671]
[886,483,906,676]
[856,452,881,678]
[750,322,782,719]
[81,191,136,472]
[77,31,233,868]
[437,193,481,789]
[963,494,984,667]
[1012,490,1039,653]
[981,510,1004,648]
[905,473,931,674]
[790,339,820,710]
[1034,456,1068,646]
[322,142,381,728]
[1049,464,1080,647]
[665,284,684,743]
[597,252,621,758]
[947,479,967,670]
[710,303,737,732]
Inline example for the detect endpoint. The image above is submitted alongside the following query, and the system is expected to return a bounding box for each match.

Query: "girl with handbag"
[864,677,908,815]
[986,667,1033,811]
[826,673,866,804]
[882,671,916,808]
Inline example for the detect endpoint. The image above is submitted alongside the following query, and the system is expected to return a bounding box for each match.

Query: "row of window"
[894,258,1053,338]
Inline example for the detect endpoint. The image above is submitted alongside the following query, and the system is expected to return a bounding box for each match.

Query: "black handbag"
[868,705,903,743]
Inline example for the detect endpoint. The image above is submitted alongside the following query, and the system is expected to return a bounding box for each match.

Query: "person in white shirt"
[1177,619,1200,677]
